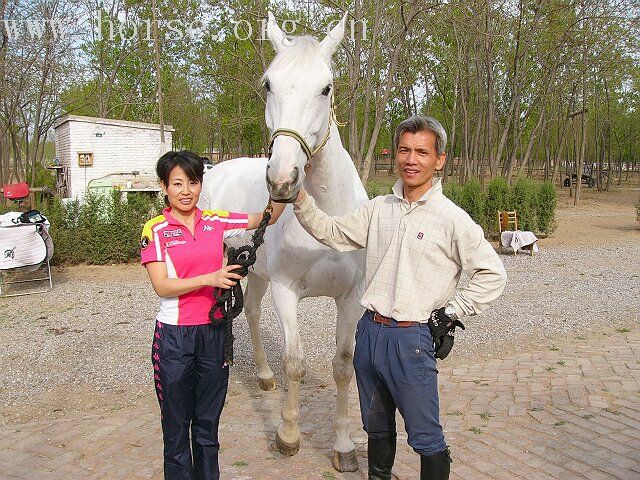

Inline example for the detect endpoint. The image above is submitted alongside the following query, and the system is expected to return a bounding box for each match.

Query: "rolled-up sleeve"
[293,193,375,252]
[449,222,507,318]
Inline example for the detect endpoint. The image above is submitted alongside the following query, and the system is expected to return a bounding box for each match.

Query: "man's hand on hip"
[428,307,465,360]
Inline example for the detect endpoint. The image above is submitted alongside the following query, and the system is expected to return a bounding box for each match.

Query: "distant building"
[53,115,174,198]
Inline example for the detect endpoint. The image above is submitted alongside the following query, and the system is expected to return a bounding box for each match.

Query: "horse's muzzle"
[266,167,300,203]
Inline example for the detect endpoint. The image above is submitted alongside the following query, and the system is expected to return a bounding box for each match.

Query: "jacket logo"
[203,225,214,232]
[417,232,424,240]
[166,240,186,247]
[163,229,183,238]
[140,236,150,249]
[4,246,16,259]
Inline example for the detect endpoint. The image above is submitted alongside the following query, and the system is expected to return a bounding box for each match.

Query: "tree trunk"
[151,0,166,153]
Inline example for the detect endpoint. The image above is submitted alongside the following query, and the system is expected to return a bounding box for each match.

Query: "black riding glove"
[428,307,465,360]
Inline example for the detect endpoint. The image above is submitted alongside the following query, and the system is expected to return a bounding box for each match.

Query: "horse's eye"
[264,79,271,92]
[321,85,331,96]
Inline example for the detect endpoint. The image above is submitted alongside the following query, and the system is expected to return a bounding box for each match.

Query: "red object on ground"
[3,182,30,200]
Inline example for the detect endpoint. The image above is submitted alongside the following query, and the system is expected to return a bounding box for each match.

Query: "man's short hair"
[393,115,447,156]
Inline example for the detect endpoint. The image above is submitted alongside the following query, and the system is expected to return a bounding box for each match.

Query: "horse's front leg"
[331,292,363,472]
[244,273,277,391]
[271,282,305,456]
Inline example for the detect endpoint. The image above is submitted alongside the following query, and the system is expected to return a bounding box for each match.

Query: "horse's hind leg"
[331,292,363,472]
[245,273,276,391]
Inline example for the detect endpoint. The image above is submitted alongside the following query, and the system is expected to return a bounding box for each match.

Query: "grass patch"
[468,427,483,434]
[553,420,566,426]
[616,327,631,333]
[575,336,586,340]
[447,411,463,416]
[479,412,493,420]
[546,366,556,372]
[232,461,248,467]
[549,345,559,351]
[604,408,621,415]
[557,361,565,366]
[582,414,595,419]
[322,472,337,480]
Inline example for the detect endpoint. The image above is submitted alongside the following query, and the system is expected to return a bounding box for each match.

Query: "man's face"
[395,130,446,193]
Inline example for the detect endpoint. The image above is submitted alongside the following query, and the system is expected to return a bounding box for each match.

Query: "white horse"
[199,12,367,472]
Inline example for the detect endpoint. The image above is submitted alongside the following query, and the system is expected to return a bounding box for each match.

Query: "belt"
[369,310,426,328]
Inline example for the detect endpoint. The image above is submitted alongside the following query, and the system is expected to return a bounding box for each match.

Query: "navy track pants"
[353,310,447,456]
[152,321,229,480]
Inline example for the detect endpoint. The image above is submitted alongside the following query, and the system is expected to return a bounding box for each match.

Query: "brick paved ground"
[1,327,638,480]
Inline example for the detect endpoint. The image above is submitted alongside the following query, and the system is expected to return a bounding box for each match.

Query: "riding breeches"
[353,310,447,456]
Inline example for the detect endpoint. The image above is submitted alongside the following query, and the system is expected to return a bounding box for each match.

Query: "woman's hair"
[156,150,204,185]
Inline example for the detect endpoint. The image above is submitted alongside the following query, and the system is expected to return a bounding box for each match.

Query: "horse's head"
[263,11,346,202]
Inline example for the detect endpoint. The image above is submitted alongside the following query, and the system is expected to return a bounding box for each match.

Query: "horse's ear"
[266,11,292,53]
[319,13,347,60]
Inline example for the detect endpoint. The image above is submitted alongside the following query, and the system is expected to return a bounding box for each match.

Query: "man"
[292,115,507,479]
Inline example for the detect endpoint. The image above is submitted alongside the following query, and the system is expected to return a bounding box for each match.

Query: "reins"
[209,202,273,366]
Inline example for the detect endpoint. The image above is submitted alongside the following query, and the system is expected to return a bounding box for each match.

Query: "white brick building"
[53,115,174,198]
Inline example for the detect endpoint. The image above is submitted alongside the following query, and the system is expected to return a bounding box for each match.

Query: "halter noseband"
[267,95,337,163]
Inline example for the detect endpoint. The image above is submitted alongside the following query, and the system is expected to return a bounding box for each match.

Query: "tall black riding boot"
[420,447,452,480]
[367,435,396,480]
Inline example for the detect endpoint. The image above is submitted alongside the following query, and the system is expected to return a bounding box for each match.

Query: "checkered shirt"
[293,178,507,322]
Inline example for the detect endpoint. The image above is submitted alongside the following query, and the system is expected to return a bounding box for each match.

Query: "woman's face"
[162,165,202,215]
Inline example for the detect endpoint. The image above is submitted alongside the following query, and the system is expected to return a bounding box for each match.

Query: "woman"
[141,150,284,480]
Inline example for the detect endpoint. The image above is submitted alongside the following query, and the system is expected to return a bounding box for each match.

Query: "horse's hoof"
[332,449,359,472]
[275,433,300,456]
[258,376,277,391]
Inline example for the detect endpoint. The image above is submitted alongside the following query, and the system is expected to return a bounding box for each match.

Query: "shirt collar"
[162,207,202,226]
[392,177,443,204]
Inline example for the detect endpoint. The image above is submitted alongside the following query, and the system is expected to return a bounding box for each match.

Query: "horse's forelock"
[263,36,331,81]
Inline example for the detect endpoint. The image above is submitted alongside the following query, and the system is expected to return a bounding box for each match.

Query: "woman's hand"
[201,264,244,289]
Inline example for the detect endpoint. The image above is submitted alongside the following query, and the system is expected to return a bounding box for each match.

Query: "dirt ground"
[546,181,640,247]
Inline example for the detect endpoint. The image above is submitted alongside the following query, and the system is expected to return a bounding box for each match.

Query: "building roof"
[54,115,175,132]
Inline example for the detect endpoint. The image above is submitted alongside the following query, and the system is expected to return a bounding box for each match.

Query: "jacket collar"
[162,207,202,227]
[392,177,443,204]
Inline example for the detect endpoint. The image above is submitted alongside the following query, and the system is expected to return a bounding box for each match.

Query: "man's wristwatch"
[444,304,459,321]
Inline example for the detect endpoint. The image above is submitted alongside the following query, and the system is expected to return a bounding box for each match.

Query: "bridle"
[267,94,339,164]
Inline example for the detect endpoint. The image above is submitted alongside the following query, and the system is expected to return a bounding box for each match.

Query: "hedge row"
[3,175,555,265]
[35,191,164,265]
[443,176,557,237]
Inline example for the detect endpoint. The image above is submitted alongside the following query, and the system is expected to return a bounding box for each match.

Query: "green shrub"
[484,177,510,237]
[536,181,557,235]
[37,190,163,265]
[508,176,538,231]
[444,177,556,237]
[443,181,463,206]
[25,162,56,189]
[365,179,394,199]
[460,178,486,230]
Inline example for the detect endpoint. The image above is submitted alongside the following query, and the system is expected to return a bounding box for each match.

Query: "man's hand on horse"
[295,189,307,203]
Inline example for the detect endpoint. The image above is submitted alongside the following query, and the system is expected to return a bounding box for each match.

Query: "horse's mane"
[262,36,331,81]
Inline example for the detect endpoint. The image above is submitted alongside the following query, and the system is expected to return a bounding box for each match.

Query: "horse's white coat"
[199,12,368,461]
